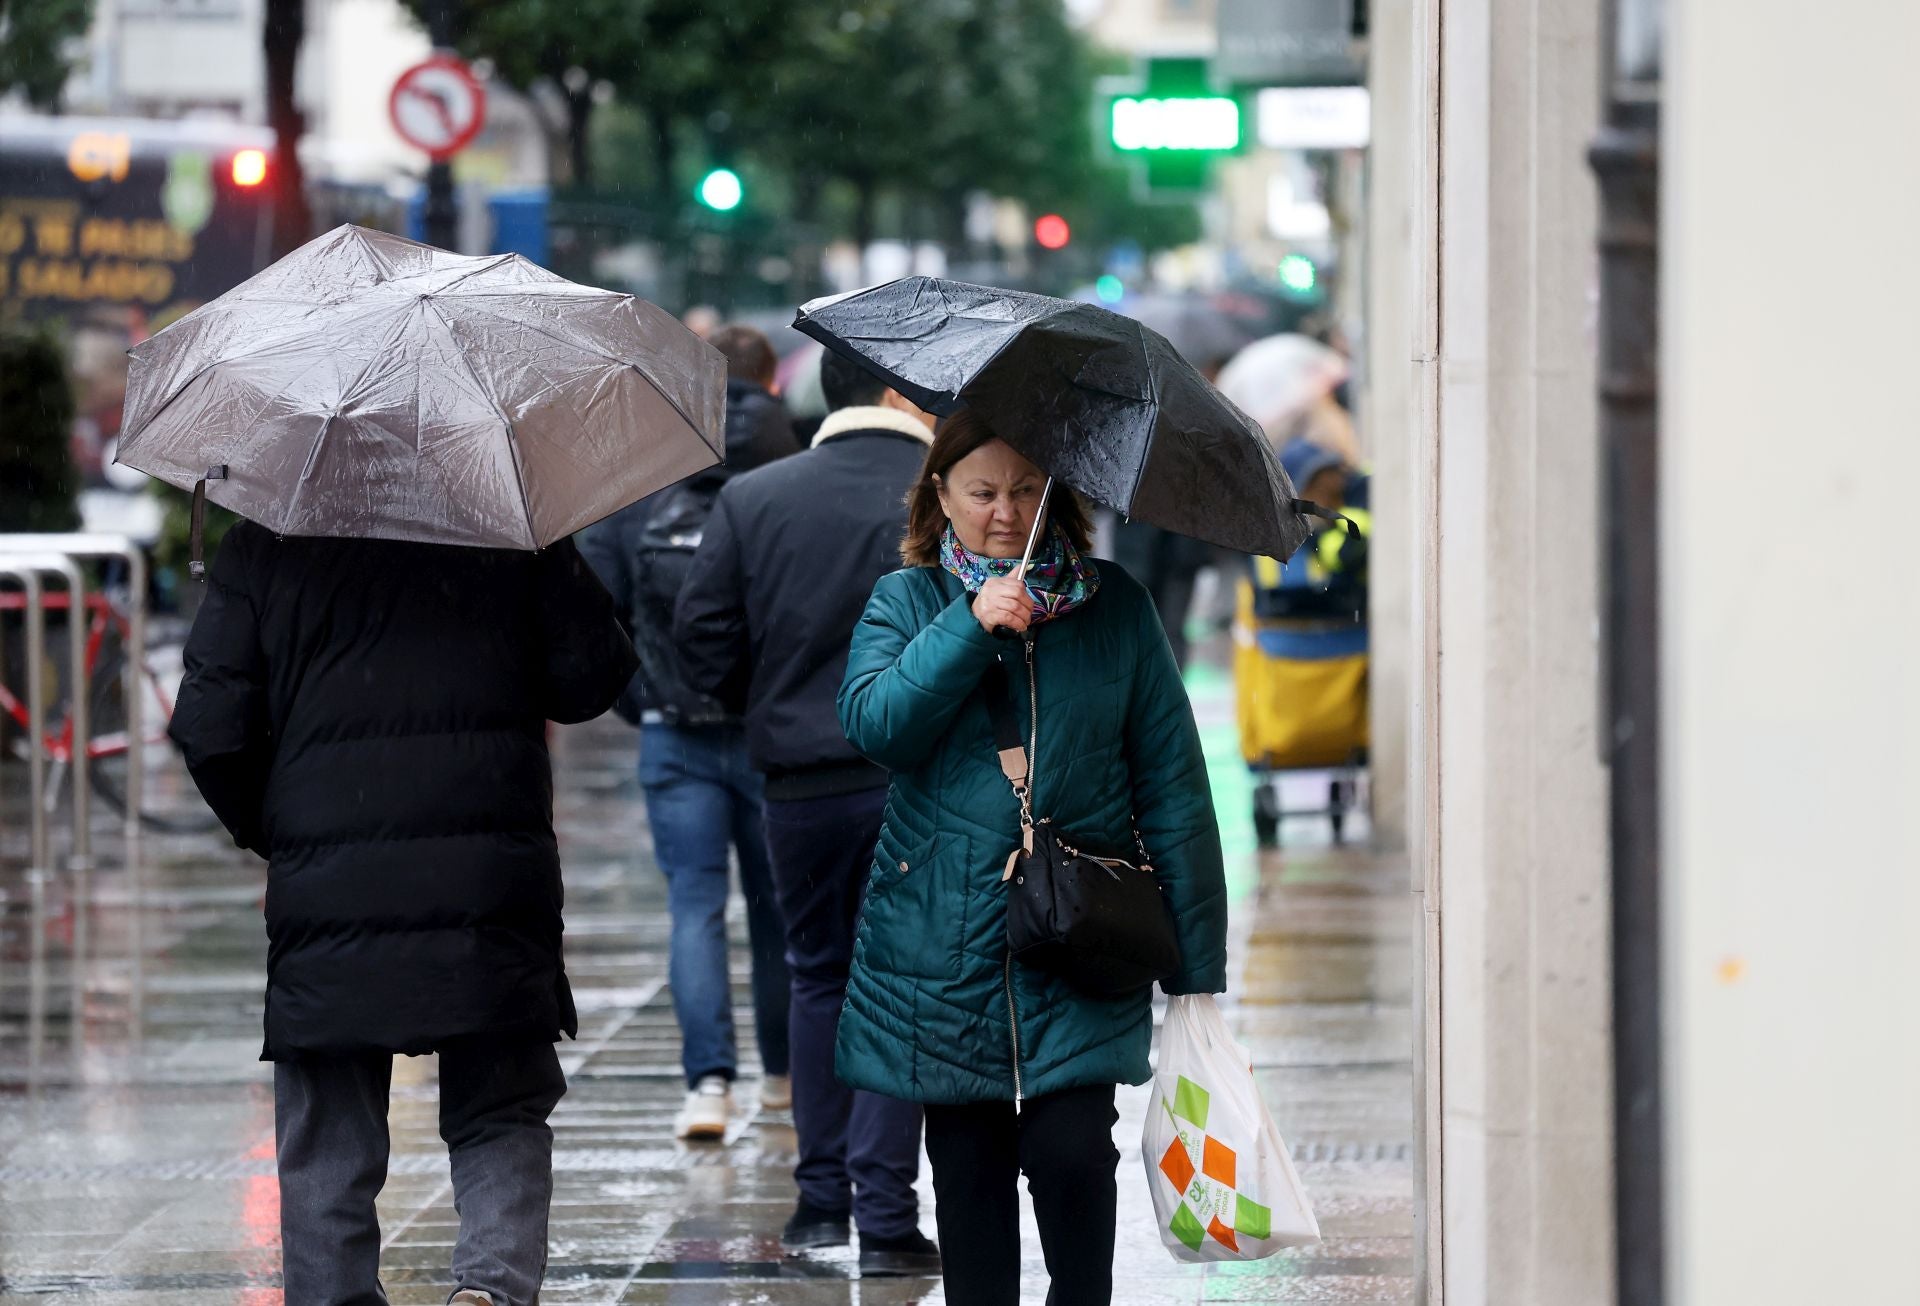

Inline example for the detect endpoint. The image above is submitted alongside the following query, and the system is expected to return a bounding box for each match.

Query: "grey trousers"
[274,1037,568,1306]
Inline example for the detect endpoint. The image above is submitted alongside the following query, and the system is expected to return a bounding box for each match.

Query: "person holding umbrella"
[831,407,1225,1304]
[798,277,1319,1304]
[128,226,724,1306]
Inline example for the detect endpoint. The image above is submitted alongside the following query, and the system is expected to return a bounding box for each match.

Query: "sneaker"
[673,1074,731,1141]
[781,1198,852,1251]
[858,1228,942,1277]
[760,1073,792,1111]
[448,1293,495,1306]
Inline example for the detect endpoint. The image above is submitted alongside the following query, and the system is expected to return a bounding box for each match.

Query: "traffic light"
[230,149,268,188]
[1278,253,1319,298]
[697,168,742,212]
[1095,275,1125,303]
[1034,213,1071,250]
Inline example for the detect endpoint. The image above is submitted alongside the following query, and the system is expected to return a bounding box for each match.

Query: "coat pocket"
[862,827,957,979]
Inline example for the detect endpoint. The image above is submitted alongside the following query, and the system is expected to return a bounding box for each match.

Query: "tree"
[264,0,313,256]
[401,0,642,190]
[0,0,92,111]
[402,0,793,193]
[0,329,81,534]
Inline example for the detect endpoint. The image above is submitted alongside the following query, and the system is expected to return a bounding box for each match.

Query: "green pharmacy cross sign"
[1099,58,1245,197]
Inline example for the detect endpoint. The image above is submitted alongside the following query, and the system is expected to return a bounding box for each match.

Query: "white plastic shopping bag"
[1143,994,1319,1262]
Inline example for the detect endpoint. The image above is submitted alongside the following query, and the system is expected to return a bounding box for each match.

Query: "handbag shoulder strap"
[982,649,1036,831]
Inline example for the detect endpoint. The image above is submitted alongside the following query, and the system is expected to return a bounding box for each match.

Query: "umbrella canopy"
[118,224,726,550]
[793,277,1312,558]
[1214,333,1350,446]
[1113,292,1255,371]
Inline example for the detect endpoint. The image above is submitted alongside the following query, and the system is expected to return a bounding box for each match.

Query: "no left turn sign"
[389,55,487,160]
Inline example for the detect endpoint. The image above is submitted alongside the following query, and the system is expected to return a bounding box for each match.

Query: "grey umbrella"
[1114,292,1255,372]
[118,224,725,559]
[794,277,1315,560]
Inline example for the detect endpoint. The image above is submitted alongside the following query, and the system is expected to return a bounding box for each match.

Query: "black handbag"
[984,638,1181,998]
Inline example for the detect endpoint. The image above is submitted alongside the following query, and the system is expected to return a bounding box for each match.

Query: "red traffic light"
[231,149,268,187]
[1034,213,1071,250]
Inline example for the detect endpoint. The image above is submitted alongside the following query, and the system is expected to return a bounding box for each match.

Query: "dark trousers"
[923,1084,1120,1306]
[762,787,923,1239]
[274,1038,567,1306]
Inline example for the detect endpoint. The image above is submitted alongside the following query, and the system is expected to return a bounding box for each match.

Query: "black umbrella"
[793,277,1314,560]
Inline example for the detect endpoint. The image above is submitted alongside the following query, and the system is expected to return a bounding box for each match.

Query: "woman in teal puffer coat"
[836,408,1228,1306]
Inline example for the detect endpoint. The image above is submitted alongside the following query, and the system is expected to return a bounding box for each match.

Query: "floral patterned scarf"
[939,522,1101,625]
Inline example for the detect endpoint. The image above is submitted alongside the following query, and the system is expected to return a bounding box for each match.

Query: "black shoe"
[858,1229,942,1277]
[782,1200,852,1251]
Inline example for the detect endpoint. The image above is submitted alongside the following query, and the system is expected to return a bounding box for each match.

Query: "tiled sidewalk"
[0,684,1413,1304]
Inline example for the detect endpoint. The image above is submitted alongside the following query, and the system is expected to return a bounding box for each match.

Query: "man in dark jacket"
[576,324,796,1142]
[170,522,636,1306]
[675,350,940,1276]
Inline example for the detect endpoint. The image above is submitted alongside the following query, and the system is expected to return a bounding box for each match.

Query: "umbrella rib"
[445,298,721,459]
[1117,316,1161,520]
[423,252,518,295]
[277,307,425,536]
[124,304,409,478]
[276,411,337,537]
[419,299,538,549]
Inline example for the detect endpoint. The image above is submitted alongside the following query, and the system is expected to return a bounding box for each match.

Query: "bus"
[0,114,277,484]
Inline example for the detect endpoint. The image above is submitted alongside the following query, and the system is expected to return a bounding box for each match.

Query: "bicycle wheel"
[86,640,223,835]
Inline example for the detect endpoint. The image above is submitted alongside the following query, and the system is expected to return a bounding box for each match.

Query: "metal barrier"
[0,561,49,875]
[1,535,148,1022]
[0,534,146,873]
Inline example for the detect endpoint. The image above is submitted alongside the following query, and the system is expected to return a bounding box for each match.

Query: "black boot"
[858,1228,942,1277]
[781,1199,852,1251]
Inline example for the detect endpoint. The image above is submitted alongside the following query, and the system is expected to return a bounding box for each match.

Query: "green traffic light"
[1278,254,1318,296]
[1095,275,1125,303]
[698,168,743,211]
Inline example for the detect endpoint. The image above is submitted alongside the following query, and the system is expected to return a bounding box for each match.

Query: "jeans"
[274,1037,567,1306]
[639,721,791,1086]
[923,1084,1120,1306]
[762,788,923,1239]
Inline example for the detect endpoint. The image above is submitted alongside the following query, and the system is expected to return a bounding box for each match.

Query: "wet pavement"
[0,662,1413,1304]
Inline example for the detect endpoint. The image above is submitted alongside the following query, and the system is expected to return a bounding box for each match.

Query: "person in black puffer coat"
[169,521,635,1306]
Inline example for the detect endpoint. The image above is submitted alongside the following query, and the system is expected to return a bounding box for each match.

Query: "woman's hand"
[972,575,1032,636]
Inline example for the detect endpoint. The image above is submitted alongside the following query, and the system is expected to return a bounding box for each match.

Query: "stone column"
[1372,0,1619,1296]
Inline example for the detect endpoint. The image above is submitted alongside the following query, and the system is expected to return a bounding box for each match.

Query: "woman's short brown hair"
[899,407,1094,567]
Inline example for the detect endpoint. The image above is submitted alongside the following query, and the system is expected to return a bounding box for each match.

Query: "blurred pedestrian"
[707,322,800,462]
[674,349,942,1276]
[834,410,1228,1306]
[1108,349,1230,669]
[682,304,721,340]
[170,525,636,1306]
[1108,521,1212,669]
[578,324,798,1141]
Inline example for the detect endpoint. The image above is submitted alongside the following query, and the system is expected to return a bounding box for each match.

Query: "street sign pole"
[423,0,458,250]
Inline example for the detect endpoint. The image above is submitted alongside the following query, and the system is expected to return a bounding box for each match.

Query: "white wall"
[1371,0,1617,1297]
[1662,3,1920,1302]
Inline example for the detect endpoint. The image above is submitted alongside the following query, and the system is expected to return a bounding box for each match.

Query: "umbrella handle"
[992,477,1055,640]
[188,465,229,581]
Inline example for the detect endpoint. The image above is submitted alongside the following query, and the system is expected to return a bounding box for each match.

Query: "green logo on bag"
[1171,1074,1210,1129]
